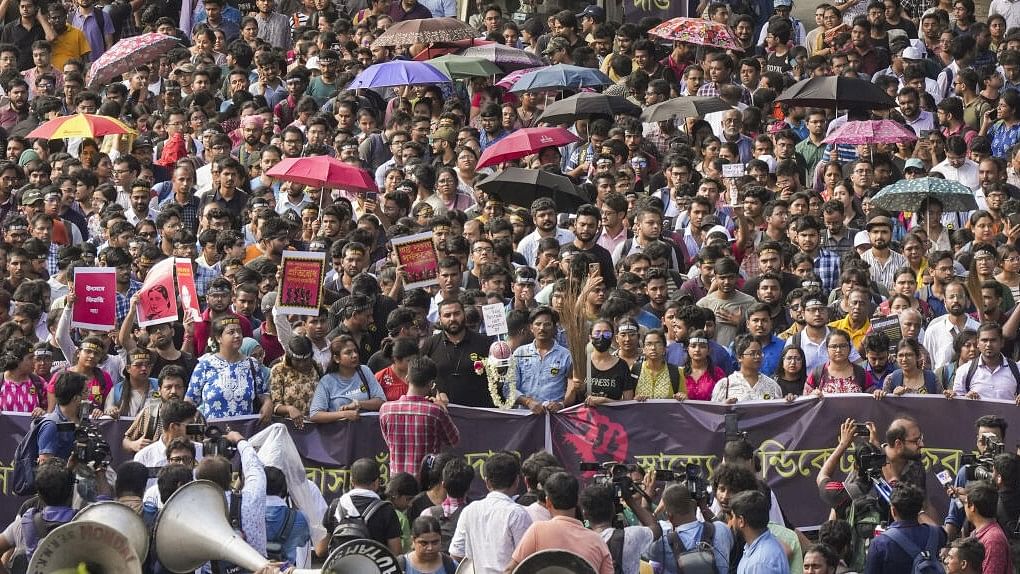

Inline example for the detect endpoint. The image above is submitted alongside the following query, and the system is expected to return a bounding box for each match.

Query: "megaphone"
[75,501,150,562]
[153,479,271,573]
[28,521,143,574]
[311,539,400,574]
[511,549,597,574]
[455,556,475,574]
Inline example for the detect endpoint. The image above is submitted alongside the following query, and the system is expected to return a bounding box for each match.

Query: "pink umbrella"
[823,120,918,145]
[476,127,580,169]
[496,66,547,90]
[87,33,181,88]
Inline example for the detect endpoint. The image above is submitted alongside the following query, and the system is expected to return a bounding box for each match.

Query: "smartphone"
[854,423,870,437]
[1009,212,1020,228]
[588,262,600,276]
[365,191,378,203]
[989,109,999,122]
[919,130,933,138]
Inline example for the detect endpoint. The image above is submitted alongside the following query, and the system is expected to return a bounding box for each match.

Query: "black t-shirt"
[150,351,197,380]
[407,491,435,523]
[349,494,402,546]
[421,331,495,408]
[583,360,637,400]
[765,52,793,75]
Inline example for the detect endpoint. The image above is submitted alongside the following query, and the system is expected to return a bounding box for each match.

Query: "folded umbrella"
[776,76,895,109]
[348,61,449,89]
[509,64,612,93]
[869,177,977,213]
[536,92,642,124]
[476,167,589,211]
[476,128,580,169]
[640,96,734,123]
[823,119,918,145]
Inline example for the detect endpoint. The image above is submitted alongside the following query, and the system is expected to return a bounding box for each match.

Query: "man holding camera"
[946,415,1009,540]
[36,371,87,463]
[579,481,662,574]
[645,483,731,574]
[133,399,201,468]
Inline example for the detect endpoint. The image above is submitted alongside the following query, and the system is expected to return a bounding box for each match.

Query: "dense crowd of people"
[0,0,1017,569]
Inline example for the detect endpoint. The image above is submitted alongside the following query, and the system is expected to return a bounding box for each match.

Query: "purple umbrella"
[348,61,450,89]
[462,44,545,72]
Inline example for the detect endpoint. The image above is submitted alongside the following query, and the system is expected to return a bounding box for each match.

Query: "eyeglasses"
[904,435,924,445]
[168,455,195,465]
[741,351,763,358]
[827,343,850,350]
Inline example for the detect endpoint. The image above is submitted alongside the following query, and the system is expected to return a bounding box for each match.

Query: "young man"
[864,484,946,574]
[696,258,756,348]
[729,490,790,574]
[379,356,459,475]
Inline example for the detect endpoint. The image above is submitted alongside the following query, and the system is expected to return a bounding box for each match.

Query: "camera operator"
[946,415,1009,540]
[196,430,268,558]
[36,371,87,463]
[132,399,201,467]
[579,482,662,574]
[646,483,731,574]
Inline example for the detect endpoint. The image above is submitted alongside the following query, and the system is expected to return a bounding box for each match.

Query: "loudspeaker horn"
[455,556,474,574]
[511,549,597,574]
[153,479,270,573]
[28,520,142,574]
[75,501,150,562]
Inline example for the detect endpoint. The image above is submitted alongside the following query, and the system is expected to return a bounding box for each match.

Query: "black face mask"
[591,336,613,352]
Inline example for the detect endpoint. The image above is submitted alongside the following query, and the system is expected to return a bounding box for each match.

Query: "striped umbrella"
[27,114,134,140]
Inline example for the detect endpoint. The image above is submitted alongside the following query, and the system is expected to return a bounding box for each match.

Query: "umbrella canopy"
[88,33,180,88]
[27,113,134,140]
[776,76,895,109]
[648,17,742,50]
[509,64,612,93]
[823,120,918,145]
[372,17,477,47]
[476,128,580,169]
[413,39,496,60]
[536,92,642,124]
[462,44,545,72]
[640,96,734,123]
[266,157,377,192]
[428,54,503,79]
[869,177,977,213]
[496,66,547,90]
[476,167,589,210]
[348,61,449,89]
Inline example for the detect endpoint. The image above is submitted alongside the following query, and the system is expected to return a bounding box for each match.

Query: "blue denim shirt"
[737,530,790,574]
[37,409,74,459]
[511,342,572,405]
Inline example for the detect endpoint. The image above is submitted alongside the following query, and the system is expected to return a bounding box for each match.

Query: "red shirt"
[975,521,1014,574]
[378,395,460,475]
[375,366,409,402]
[192,310,253,356]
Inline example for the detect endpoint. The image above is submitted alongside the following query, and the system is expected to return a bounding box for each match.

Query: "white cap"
[758,154,777,174]
[706,225,734,242]
[853,230,871,248]
[902,46,925,60]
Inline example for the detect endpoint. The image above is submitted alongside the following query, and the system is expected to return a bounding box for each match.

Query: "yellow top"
[51,26,91,70]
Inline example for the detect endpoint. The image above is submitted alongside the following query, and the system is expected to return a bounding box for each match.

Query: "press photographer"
[579,479,662,574]
[945,415,1010,540]
[645,483,732,574]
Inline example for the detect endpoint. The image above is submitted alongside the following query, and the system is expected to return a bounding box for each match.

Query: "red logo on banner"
[562,407,629,465]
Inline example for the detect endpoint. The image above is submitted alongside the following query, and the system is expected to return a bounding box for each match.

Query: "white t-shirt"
[599,526,654,574]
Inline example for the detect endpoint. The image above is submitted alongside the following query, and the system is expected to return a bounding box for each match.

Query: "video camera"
[580,461,676,525]
[56,400,112,468]
[962,432,1005,482]
[683,463,711,504]
[186,424,237,459]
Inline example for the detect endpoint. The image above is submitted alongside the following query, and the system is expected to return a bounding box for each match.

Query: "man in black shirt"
[323,458,403,557]
[420,299,494,408]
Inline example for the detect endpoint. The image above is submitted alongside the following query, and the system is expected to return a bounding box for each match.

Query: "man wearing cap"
[577,5,603,36]
[430,127,458,169]
[19,188,42,220]
[543,36,573,65]
[860,215,907,291]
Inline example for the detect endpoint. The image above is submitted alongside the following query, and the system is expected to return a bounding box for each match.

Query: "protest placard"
[72,267,116,330]
[482,303,508,336]
[174,259,202,322]
[137,258,178,328]
[279,251,326,315]
[391,231,439,289]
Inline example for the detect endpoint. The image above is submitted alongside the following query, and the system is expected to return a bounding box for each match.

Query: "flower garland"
[483,358,518,409]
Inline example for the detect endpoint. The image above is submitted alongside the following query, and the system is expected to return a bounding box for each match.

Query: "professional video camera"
[580,462,676,515]
[186,424,238,459]
[56,400,112,468]
[962,432,1005,482]
[683,463,711,503]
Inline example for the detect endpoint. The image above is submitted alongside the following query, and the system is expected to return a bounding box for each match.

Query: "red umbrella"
[476,128,580,169]
[266,156,377,192]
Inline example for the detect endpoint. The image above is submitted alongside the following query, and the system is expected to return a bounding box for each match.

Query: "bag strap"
[356,366,373,396]
[442,554,457,574]
[274,507,297,543]
[883,526,923,557]
[362,498,389,523]
[606,528,624,574]
[699,520,715,546]
[964,357,979,392]
[397,555,407,572]
[1007,360,1020,394]
[228,490,243,531]
[666,528,688,559]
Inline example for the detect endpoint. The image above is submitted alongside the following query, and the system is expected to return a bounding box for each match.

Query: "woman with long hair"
[874,339,941,398]
[997,244,1020,303]
[47,335,111,418]
[435,167,474,214]
[375,337,418,401]
[877,266,933,321]
[774,346,807,400]
[186,317,273,424]
[935,329,978,391]
[631,329,685,402]
[269,335,322,428]
[695,135,721,176]
[107,348,158,418]
[408,453,455,522]
[681,329,724,401]
[309,335,386,423]
[804,330,872,396]
[567,320,636,407]
[831,182,866,229]
[614,319,642,368]
[0,338,46,416]
[711,335,783,403]
[981,89,1020,158]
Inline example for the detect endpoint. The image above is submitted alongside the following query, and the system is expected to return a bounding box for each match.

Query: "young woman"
[877,266,932,321]
[874,339,941,398]
[680,329,724,401]
[0,338,46,415]
[631,330,685,401]
[803,330,872,396]
[774,346,807,400]
[398,515,458,574]
[981,90,1020,159]
[269,335,322,428]
[695,136,721,176]
[309,335,386,423]
[435,167,474,213]
[186,317,273,424]
[47,335,110,417]
[408,452,455,522]
[711,335,783,403]
[375,337,418,401]
[614,319,642,368]
[935,329,978,391]
[107,348,158,418]
[996,244,1020,303]
[566,320,636,407]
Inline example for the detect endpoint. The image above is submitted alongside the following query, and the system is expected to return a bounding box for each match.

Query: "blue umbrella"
[509,64,612,93]
[348,60,450,89]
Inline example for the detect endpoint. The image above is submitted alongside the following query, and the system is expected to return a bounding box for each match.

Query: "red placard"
[174,258,201,322]
[136,258,178,327]
[72,267,116,330]
[278,250,326,316]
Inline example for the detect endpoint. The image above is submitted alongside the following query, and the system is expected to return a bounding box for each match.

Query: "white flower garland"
[485,358,518,409]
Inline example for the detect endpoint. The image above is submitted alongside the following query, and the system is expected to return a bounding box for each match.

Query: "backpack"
[606,528,625,574]
[962,357,1020,393]
[807,363,869,393]
[665,520,717,574]
[396,553,457,574]
[266,507,298,562]
[883,525,946,574]
[11,418,47,497]
[425,505,464,554]
[325,496,391,553]
[844,480,887,572]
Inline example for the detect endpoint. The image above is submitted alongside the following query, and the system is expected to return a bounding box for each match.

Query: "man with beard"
[794,216,841,294]
[950,323,1020,402]
[421,299,493,407]
[745,303,784,375]
[882,418,939,523]
[696,258,756,348]
[643,269,669,321]
[720,108,753,164]
[917,250,954,317]
[924,281,981,367]
[518,198,574,268]
[121,366,198,452]
[0,79,28,130]
[233,115,266,169]
[860,216,907,291]
[570,204,615,288]
[199,157,249,221]
[247,217,289,267]
[754,273,790,333]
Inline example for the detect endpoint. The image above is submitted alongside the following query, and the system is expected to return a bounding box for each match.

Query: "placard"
[722,164,744,178]
[279,250,326,316]
[482,303,508,336]
[391,231,439,290]
[72,267,116,330]
[174,258,201,322]
[870,314,903,350]
[136,258,178,328]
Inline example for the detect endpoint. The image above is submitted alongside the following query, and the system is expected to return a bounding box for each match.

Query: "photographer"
[132,399,201,467]
[196,430,268,558]
[579,482,661,574]
[946,415,1008,540]
[36,370,87,463]
[646,483,731,574]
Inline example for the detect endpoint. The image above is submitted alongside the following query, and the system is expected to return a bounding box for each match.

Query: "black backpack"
[425,505,465,554]
[324,496,391,553]
[11,418,46,497]
[606,528,625,574]
[665,521,717,574]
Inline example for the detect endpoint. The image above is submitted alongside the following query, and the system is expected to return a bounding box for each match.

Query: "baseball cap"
[904,158,926,173]
[853,230,871,248]
[699,215,723,229]
[20,189,42,206]
[543,36,570,56]
[706,225,733,242]
[902,45,925,60]
[133,132,157,151]
[173,63,195,74]
[576,5,605,20]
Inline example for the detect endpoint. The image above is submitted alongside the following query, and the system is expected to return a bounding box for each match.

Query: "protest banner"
[279,251,326,315]
[174,259,201,322]
[71,267,116,330]
[482,303,508,336]
[136,258,178,328]
[391,231,439,289]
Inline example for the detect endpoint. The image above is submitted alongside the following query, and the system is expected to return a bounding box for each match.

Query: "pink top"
[0,376,46,413]
[47,370,112,406]
[684,366,725,401]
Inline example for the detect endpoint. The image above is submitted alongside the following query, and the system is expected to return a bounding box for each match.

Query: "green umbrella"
[428,55,503,79]
[869,177,978,213]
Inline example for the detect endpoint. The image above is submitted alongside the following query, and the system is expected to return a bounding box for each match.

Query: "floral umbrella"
[371,18,477,48]
[823,120,918,145]
[648,17,742,50]
[870,177,977,213]
[87,32,180,88]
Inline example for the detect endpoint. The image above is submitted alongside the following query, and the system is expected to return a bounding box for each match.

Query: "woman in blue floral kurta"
[982,90,1020,158]
[186,316,273,424]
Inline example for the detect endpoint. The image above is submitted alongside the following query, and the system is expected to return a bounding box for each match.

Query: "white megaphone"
[28,520,143,574]
[75,501,150,562]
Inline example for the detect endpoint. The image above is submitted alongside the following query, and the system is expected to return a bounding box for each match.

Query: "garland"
[484,358,518,410]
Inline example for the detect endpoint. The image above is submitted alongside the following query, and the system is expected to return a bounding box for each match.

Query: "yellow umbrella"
[27,113,135,140]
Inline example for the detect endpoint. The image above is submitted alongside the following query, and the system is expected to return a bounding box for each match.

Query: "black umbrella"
[535,92,642,125]
[477,167,590,211]
[775,76,896,109]
[640,96,734,123]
